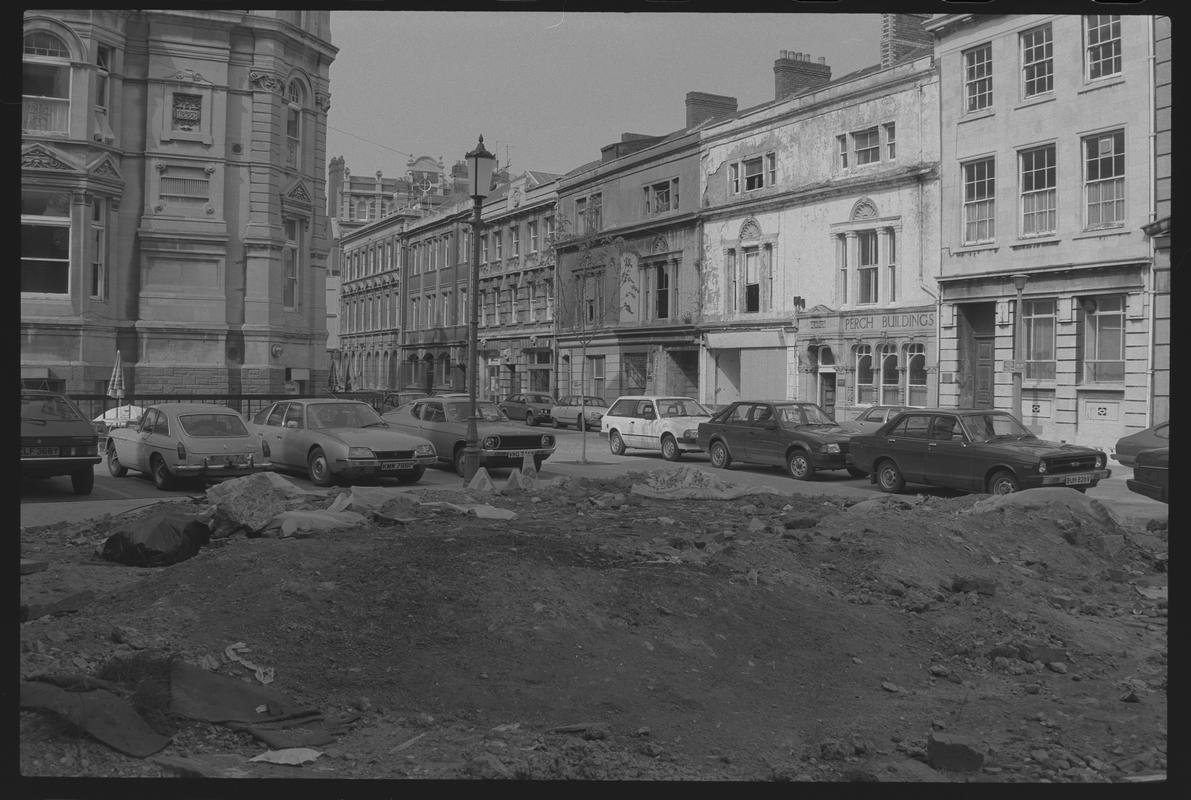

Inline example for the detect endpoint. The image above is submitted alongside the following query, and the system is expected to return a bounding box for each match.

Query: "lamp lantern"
[466,135,497,201]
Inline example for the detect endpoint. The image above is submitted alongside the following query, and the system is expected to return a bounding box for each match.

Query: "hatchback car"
[549,395,609,431]
[1112,421,1169,467]
[848,408,1111,495]
[600,395,712,461]
[249,399,436,486]
[697,400,860,480]
[106,403,271,490]
[383,396,556,475]
[1126,447,1168,503]
[21,389,102,495]
[498,393,555,426]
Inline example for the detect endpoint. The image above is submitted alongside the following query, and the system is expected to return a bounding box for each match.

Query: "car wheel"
[106,443,128,477]
[307,447,334,487]
[526,412,538,427]
[576,415,587,432]
[875,459,905,493]
[709,440,732,469]
[394,465,425,485]
[453,447,468,477]
[70,466,95,495]
[661,434,680,461]
[987,470,1019,495]
[846,467,868,479]
[787,450,815,480]
[609,430,626,455]
[151,455,176,491]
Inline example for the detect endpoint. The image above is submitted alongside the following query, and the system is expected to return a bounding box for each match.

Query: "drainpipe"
[1144,15,1157,426]
[916,175,941,406]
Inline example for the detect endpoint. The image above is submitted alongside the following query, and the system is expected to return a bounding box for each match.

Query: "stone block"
[926,732,985,772]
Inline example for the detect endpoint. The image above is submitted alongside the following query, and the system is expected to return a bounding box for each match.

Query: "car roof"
[150,403,242,414]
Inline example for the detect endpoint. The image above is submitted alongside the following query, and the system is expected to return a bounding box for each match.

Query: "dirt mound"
[20,473,1167,782]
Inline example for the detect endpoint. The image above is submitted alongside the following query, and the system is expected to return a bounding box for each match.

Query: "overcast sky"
[325,10,885,179]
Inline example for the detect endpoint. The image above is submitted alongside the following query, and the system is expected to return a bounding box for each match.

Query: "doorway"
[819,372,837,417]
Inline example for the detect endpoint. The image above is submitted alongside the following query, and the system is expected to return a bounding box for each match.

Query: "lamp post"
[462,135,497,482]
[1011,273,1029,423]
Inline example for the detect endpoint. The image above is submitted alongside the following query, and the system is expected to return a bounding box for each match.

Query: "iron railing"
[69,390,427,423]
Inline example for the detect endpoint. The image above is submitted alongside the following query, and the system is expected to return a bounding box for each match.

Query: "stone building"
[926,13,1160,451]
[20,10,336,396]
[1142,15,1171,427]
[698,17,939,418]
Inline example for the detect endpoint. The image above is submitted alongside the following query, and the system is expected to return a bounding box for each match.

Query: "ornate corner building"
[20,10,335,396]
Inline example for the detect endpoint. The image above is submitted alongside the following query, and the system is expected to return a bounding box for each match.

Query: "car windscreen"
[583,397,607,407]
[962,413,1032,443]
[179,413,250,437]
[445,402,506,422]
[21,394,87,423]
[657,399,709,418]
[307,402,383,429]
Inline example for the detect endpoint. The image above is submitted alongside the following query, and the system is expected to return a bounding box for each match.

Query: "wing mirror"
[285,420,299,429]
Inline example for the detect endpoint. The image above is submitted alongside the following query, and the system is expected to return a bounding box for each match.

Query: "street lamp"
[462,134,497,482]
[1011,273,1029,423]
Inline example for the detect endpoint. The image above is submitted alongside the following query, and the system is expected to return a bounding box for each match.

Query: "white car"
[600,395,712,461]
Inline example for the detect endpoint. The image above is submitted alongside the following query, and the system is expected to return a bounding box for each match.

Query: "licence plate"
[22,446,59,456]
[1065,473,1094,485]
[503,450,535,457]
[381,461,414,470]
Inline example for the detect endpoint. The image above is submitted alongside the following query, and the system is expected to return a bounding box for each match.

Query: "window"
[587,355,605,398]
[643,178,679,214]
[962,158,996,244]
[545,215,555,243]
[21,189,71,295]
[411,297,420,330]
[1080,295,1124,382]
[1021,25,1053,98]
[837,135,848,169]
[1020,144,1057,236]
[887,230,897,303]
[511,225,520,256]
[283,218,301,309]
[729,163,740,193]
[858,231,879,304]
[879,344,900,405]
[964,43,993,112]
[623,353,647,395]
[1022,299,1056,379]
[494,230,503,259]
[285,80,305,170]
[853,128,880,166]
[94,44,113,141]
[481,235,488,264]
[1084,130,1125,228]
[90,197,106,299]
[906,344,927,406]
[884,123,896,160]
[855,345,875,405]
[576,193,602,234]
[767,153,776,186]
[1085,15,1121,80]
[652,264,670,319]
[744,249,760,313]
[528,220,538,252]
[23,32,71,134]
[744,156,764,190]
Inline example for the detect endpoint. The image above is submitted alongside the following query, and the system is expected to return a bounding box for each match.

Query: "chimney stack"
[774,51,832,101]
[685,91,738,129]
[880,13,933,68]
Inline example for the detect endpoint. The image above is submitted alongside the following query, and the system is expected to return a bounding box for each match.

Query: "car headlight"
[1095,453,1105,469]
[415,443,435,457]
[1037,461,1047,474]
[347,446,375,459]
[483,435,500,449]
[541,435,554,447]
[823,443,841,454]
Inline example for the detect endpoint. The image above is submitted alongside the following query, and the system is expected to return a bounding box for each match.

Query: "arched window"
[23,32,72,134]
[906,344,927,406]
[855,345,874,405]
[879,343,900,405]
[285,80,305,170]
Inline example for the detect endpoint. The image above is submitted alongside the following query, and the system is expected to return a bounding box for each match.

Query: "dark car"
[696,400,860,480]
[848,408,1111,495]
[21,389,102,495]
[837,405,909,436]
[1126,447,1168,503]
[1112,421,1169,467]
[498,393,555,426]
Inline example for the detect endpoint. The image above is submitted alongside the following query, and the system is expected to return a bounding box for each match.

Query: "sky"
[325,10,886,180]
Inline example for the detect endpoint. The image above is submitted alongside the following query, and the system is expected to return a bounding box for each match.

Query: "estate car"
[600,395,712,461]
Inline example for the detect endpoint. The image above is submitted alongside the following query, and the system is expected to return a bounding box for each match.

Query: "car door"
[632,399,659,449]
[414,399,450,453]
[881,413,932,484]
[257,402,292,468]
[275,402,311,468]
[125,408,160,472]
[745,403,786,466]
[923,413,975,490]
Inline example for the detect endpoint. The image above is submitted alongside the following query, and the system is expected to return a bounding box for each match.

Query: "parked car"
[1126,447,1168,503]
[837,405,909,436]
[383,396,556,476]
[549,395,609,431]
[697,400,861,480]
[106,403,271,490]
[848,408,1111,495]
[21,389,102,495]
[248,399,436,487]
[600,395,712,461]
[1112,421,1169,467]
[498,393,555,426]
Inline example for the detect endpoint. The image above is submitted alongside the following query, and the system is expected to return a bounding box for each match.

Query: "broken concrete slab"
[926,732,985,772]
[20,679,170,758]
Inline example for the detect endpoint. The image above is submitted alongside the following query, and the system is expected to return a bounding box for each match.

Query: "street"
[21,427,1165,532]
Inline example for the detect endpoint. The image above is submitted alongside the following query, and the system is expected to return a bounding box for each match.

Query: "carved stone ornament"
[315,92,331,112]
[21,145,75,172]
[739,218,762,240]
[248,70,284,94]
[168,68,210,83]
[850,198,879,220]
[287,183,312,204]
[91,159,121,180]
[651,235,669,254]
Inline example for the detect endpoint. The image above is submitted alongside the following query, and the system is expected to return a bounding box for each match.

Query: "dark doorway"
[820,373,837,418]
[957,303,996,408]
[973,335,994,408]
